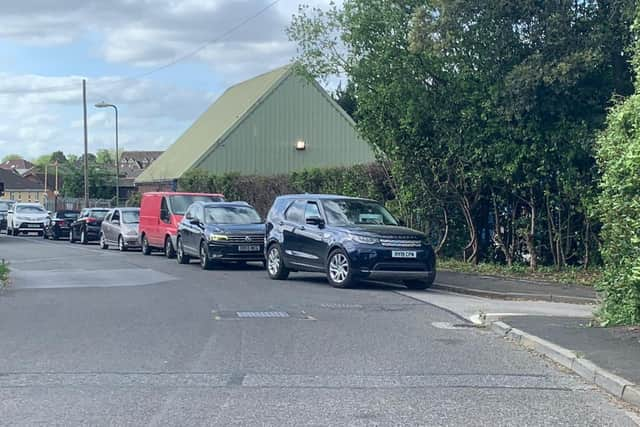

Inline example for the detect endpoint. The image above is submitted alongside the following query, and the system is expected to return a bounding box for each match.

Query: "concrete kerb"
[432,283,596,305]
[488,319,639,409]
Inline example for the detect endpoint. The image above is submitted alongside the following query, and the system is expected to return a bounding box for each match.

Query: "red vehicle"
[139,192,224,257]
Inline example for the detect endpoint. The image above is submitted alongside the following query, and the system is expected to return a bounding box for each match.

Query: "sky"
[0,0,336,161]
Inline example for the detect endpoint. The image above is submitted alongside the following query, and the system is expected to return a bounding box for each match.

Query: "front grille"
[225,234,264,244]
[379,239,422,248]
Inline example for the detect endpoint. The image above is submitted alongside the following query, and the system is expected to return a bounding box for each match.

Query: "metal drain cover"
[236,311,289,318]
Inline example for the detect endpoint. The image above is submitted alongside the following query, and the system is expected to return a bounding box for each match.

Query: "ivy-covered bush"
[594,13,640,325]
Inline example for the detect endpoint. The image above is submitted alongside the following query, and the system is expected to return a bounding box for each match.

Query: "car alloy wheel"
[165,237,176,259]
[267,244,289,280]
[80,229,88,245]
[327,250,355,288]
[99,234,108,250]
[118,236,127,252]
[200,241,213,270]
[176,238,190,264]
[141,235,151,255]
[69,229,75,243]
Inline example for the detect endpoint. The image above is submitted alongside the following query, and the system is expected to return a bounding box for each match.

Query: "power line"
[0,0,283,95]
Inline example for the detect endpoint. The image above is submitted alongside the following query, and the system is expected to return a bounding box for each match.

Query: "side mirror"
[190,218,200,225]
[47,211,52,216]
[306,216,325,227]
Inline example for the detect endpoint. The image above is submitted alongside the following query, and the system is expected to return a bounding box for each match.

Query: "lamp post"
[94,101,119,204]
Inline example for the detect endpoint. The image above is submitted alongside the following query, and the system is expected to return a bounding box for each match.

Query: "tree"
[95,149,114,165]
[1,154,22,162]
[50,151,68,164]
[594,7,640,325]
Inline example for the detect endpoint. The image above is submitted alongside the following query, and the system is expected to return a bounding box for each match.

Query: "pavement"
[434,270,598,304]
[1,234,639,425]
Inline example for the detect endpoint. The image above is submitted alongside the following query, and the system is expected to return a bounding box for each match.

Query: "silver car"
[99,208,140,251]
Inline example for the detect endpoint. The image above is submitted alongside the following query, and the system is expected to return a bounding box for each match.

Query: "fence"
[43,197,113,212]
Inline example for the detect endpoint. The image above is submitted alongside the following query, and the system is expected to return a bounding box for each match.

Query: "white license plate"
[27,224,40,228]
[392,250,417,258]
[238,245,260,252]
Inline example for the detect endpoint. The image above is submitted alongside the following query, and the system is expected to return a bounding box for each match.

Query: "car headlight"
[350,234,379,245]
[209,233,228,241]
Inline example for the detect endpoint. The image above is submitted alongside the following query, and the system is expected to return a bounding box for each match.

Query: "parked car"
[99,208,140,251]
[265,194,436,289]
[69,208,110,244]
[176,201,265,269]
[139,192,224,258]
[6,203,49,236]
[44,210,80,240]
[0,199,16,231]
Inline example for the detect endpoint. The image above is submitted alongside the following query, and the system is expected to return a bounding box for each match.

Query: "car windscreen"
[169,195,224,215]
[204,206,262,225]
[16,205,46,214]
[90,210,109,219]
[122,210,140,224]
[61,212,79,219]
[321,199,398,226]
[0,202,12,211]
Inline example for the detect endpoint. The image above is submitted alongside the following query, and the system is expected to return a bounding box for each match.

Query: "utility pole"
[82,79,89,208]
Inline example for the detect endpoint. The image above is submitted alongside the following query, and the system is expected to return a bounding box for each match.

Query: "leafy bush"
[0,261,9,289]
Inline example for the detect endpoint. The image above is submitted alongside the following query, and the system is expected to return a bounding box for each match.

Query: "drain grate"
[236,311,290,318]
[320,303,364,309]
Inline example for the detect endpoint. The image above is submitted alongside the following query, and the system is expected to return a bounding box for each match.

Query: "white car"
[7,203,50,236]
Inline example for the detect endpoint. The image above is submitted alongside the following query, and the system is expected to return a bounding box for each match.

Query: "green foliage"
[178,164,391,217]
[595,9,640,324]
[0,261,9,289]
[1,154,22,162]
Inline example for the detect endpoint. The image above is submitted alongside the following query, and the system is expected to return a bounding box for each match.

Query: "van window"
[160,197,170,223]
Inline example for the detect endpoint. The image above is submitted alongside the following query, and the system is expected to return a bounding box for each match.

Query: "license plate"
[238,245,260,252]
[27,224,40,228]
[392,250,417,258]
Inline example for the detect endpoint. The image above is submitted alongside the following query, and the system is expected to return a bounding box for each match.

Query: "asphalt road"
[0,234,638,426]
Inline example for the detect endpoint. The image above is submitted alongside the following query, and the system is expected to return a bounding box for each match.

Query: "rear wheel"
[69,228,76,243]
[176,237,190,264]
[266,244,289,280]
[165,237,176,259]
[80,228,88,245]
[43,229,48,239]
[141,235,151,255]
[327,249,357,288]
[200,241,214,270]
[118,236,127,252]
[99,233,108,249]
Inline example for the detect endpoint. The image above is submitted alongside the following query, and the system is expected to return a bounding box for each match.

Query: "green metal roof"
[136,64,293,183]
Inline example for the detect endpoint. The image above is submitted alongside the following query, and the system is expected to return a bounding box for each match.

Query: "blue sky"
[0,0,334,160]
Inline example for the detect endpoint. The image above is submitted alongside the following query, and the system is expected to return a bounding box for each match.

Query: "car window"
[16,205,46,214]
[160,197,170,223]
[322,199,398,226]
[122,210,139,224]
[205,206,262,225]
[90,210,109,219]
[168,195,224,215]
[111,210,120,222]
[285,200,305,224]
[62,212,79,220]
[304,202,321,220]
[0,201,11,211]
[104,212,112,222]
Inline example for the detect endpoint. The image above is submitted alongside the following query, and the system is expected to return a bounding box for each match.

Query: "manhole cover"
[213,311,315,320]
[236,311,290,318]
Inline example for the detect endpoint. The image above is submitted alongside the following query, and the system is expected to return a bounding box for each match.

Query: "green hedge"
[177,163,393,217]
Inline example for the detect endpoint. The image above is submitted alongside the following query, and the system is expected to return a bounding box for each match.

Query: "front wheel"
[99,233,109,250]
[327,249,357,288]
[165,237,176,259]
[69,228,76,243]
[141,235,152,255]
[266,244,289,280]
[118,236,127,252]
[199,241,214,270]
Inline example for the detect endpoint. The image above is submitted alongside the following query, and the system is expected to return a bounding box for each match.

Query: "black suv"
[44,210,80,240]
[265,194,436,289]
[69,208,110,244]
[176,201,265,270]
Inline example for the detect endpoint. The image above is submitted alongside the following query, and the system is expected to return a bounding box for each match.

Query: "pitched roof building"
[136,64,375,186]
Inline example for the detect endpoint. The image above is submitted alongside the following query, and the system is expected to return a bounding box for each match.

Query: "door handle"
[278,221,284,226]
[299,226,306,231]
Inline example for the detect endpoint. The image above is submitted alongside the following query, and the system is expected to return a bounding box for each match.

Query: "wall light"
[295,140,306,150]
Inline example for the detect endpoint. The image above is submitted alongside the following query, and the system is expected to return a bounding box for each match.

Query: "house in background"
[135,64,375,191]
[118,151,163,199]
[0,158,35,177]
[0,168,47,204]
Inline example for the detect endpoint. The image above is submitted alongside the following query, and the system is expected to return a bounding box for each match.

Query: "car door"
[181,205,198,255]
[107,210,119,243]
[281,200,317,269]
[292,201,329,269]
[155,196,171,247]
[102,211,112,242]
[73,209,87,236]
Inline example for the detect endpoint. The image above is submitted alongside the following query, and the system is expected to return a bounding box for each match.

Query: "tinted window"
[122,210,139,224]
[61,211,79,219]
[0,202,11,211]
[322,199,398,226]
[304,202,321,220]
[160,197,170,223]
[111,210,120,222]
[89,210,109,219]
[285,200,305,223]
[16,205,46,214]
[168,195,224,215]
[205,206,262,225]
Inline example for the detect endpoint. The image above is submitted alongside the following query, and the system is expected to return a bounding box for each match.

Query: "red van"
[139,192,224,257]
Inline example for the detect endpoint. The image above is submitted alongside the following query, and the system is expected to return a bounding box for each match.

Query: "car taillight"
[86,217,97,224]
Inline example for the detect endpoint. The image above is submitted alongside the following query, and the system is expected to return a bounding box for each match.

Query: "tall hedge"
[177,163,392,217]
[594,12,640,325]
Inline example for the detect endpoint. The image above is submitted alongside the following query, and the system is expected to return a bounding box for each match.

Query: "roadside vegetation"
[0,260,9,289]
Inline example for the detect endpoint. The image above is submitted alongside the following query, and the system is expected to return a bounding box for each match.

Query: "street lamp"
[94,101,119,204]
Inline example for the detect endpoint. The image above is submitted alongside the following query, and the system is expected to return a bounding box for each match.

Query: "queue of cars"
[2,192,437,289]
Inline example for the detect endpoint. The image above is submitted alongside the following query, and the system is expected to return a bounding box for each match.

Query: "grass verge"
[0,260,9,289]
[438,258,601,287]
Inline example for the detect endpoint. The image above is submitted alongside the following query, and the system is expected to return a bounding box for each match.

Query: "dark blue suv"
[176,201,265,270]
[265,194,436,289]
